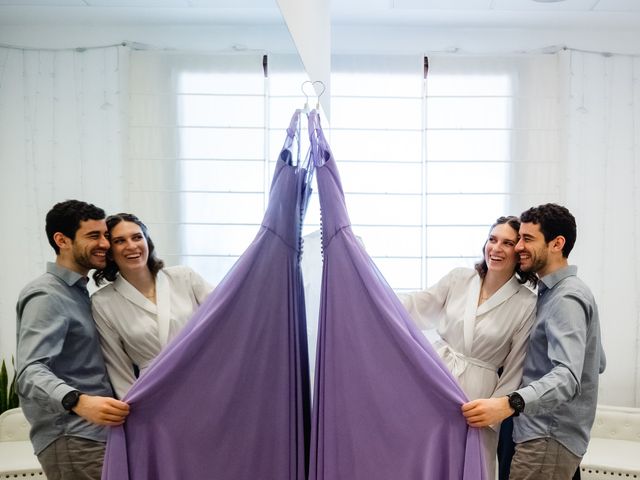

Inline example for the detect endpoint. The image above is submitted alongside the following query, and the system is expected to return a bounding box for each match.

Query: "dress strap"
[308,110,331,167]
[279,109,303,167]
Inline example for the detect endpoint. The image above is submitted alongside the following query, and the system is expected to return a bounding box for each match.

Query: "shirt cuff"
[516,386,538,414]
[51,384,77,413]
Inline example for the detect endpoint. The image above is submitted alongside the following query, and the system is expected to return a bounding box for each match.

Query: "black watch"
[61,390,82,412]
[507,392,525,416]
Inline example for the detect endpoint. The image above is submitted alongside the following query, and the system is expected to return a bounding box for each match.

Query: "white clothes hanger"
[301,80,326,114]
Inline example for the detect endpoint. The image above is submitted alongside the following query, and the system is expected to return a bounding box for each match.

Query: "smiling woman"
[91,213,214,399]
[398,215,538,478]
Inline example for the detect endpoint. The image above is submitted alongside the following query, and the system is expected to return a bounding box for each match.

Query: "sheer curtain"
[432,51,640,406]
[127,51,317,287]
[0,48,274,359]
[560,50,640,407]
[0,45,129,359]
[127,51,275,285]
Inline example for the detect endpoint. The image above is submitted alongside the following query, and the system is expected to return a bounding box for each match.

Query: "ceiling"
[0,0,639,29]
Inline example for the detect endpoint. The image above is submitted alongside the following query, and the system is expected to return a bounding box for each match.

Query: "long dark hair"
[93,213,165,286]
[475,215,537,286]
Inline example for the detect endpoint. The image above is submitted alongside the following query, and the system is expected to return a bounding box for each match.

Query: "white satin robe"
[91,265,213,399]
[399,267,536,478]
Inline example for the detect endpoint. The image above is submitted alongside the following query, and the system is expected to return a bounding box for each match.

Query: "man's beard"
[74,248,105,270]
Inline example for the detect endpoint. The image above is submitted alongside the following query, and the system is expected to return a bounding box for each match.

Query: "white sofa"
[580,404,640,480]
[0,408,46,479]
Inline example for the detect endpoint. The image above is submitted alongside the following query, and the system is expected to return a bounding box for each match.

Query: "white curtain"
[126,51,269,283]
[0,48,279,363]
[0,45,130,359]
[423,52,640,406]
[560,50,640,407]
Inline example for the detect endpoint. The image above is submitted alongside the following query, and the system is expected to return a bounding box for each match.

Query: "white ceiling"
[0,0,639,28]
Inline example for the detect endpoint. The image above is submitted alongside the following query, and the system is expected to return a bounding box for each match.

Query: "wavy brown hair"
[93,213,164,286]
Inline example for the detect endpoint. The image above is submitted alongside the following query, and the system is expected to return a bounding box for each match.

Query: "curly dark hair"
[520,203,576,258]
[93,213,164,286]
[46,200,106,254]
[475,215,537,286]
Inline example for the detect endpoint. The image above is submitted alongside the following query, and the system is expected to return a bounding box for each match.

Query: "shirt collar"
[539,264,578,292]
[47,262,88,288]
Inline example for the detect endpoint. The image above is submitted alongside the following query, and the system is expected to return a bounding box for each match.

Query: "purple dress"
[102,110,485,480]
[101,111,312,480]
[307,111,486,480]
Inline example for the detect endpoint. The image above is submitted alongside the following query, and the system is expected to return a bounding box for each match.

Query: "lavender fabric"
[101,110,485,480]
[101,111,312,480]
[307,111,486,480]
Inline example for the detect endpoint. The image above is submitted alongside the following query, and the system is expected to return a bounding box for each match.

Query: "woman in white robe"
[91,213,213,399]
[400,216,537,479]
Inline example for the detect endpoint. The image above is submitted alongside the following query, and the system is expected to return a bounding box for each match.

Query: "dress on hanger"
[101,111,312,480]
[101,108,486,480]
[307,111,486,480]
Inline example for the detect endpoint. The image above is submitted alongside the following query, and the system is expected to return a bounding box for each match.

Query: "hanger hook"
[301,80,326,110]
[301,80,314,105]
[312,80,326,99]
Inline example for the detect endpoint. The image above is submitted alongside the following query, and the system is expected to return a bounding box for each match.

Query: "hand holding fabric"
[462,397,513,428]
[73,394,130,426]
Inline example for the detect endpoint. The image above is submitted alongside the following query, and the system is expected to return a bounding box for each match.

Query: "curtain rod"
[0,41,269,55]
[2,41,639,58]
[0,41,132,52]
[423,44,640,58]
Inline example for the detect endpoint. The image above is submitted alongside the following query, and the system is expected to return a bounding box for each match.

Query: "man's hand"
[461,397,513,428]
[73,394,130,426]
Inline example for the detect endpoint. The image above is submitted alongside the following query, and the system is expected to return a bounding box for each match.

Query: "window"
[330,56,513,291]
[167,54,309,285]
[177,69,267,284]
[131,53,515,291]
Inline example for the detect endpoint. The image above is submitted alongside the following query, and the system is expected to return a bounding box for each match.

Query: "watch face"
[62,390,80,411]
[509,393,525,413]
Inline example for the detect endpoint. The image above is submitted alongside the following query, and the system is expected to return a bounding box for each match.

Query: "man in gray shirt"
[461,203,606,480]
[16,200,130,480]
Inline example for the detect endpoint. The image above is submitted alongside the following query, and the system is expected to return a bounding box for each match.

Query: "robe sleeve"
[397,269,455,330]
[92,296,138,399]
[491,294,536,400]
[187,267,214,305]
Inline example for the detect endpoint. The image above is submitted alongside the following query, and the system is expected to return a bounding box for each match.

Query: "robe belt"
[435,342,498,378]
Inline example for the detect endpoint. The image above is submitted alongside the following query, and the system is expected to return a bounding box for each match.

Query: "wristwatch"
[507,392,525,416]
[61,390,82,412]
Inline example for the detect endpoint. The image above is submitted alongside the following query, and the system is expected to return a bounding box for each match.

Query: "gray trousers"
[37,436,105,480]
[510,437,582,480]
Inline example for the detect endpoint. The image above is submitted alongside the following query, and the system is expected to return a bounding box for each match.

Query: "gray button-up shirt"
[513,265,606,457]
[16,262,113,455]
